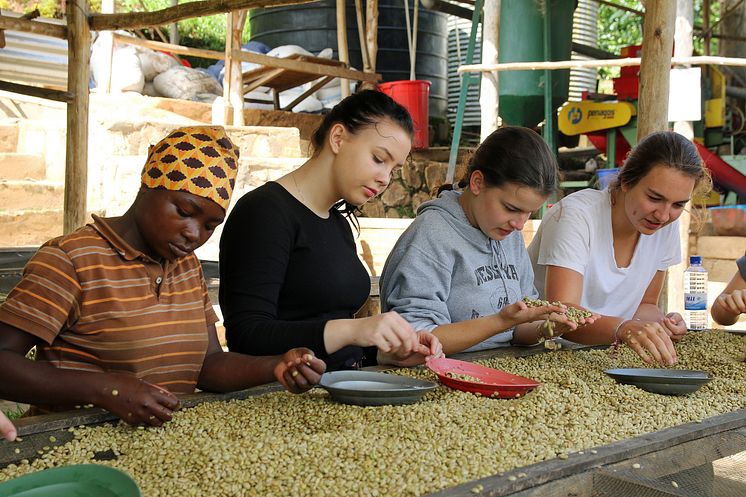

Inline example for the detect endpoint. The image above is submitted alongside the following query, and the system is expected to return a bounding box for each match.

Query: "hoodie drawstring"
[490,239,510,311]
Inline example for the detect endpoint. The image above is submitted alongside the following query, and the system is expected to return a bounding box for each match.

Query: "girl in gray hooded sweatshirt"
[380,127,594,355]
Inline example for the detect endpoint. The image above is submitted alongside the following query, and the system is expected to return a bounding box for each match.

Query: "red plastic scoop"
[427,357,540,398]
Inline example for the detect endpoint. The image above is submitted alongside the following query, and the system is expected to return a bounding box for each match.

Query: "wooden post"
[169,0,179,44]
[99,0,115,93]
[703,0,710,55]
[223,10,246,126]
[480,0,499,141]
[366,0,379,72]
[64,0,91,235]
[337,0,351,97]
[663,0,695,316]
[636,0,676,141]
[354,0,371,72]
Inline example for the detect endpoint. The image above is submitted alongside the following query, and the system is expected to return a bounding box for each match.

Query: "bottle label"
[685,293,707,311]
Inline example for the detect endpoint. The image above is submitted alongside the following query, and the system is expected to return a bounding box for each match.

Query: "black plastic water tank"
[248,0,447,118]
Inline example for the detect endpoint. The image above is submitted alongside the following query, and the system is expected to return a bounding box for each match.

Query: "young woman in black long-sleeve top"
[219,90,442,370]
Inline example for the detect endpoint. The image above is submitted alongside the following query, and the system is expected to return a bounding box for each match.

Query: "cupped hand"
[275,348,326,394]
[619,320,677,365]
[662,312,688,342]
[500,299,568,329]
[96,373,180,427]
[715,289,746,316]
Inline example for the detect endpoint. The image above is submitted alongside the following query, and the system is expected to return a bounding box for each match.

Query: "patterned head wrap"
[141,126,240,211]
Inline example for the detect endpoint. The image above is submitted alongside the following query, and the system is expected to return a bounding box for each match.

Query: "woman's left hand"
[662,312,687,342]
[0,411,17,442]
[377,331,444,367]
[275,348,327,394]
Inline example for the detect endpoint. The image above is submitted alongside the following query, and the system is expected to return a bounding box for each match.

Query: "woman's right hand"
[498,299,571,329]
[714,289,746,317]
[618,320,677,365]
[352,312,420,357]
[95,373,180,427]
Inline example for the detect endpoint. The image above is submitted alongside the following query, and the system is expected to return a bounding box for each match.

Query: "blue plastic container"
[597,168,620,190]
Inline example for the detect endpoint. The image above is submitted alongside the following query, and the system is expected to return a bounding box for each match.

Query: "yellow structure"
[558,100,636,136]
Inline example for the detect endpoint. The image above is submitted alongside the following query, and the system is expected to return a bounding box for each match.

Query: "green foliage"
[117,0,251,67]
[597,1,721,81]
[597,0,642,80]
[3,404,25,420]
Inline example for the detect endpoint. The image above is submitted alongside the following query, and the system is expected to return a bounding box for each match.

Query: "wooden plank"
[0,81,73,103]
[0,15,66,39]
[426,409,746,496]
[63,0,91,235]
[112,33,224,60]
[458,55,746,74]
[235,50,380,83]
[89,0,317,31]
[604,427,746,478]
[637,0,676,140]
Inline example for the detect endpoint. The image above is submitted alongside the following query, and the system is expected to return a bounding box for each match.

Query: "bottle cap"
[690,255,702,265]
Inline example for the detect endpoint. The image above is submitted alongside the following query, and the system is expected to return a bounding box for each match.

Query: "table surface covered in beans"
[2,331,745,497]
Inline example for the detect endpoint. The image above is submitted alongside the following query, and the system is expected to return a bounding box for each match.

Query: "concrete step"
[0,153,46,180]
[0,121,19,153]
[235,156,306,193]
[698,236,746,260]
[90,121,304,161]
[703,258,743,283]
[0,209,63,247]
[0,180,64,211]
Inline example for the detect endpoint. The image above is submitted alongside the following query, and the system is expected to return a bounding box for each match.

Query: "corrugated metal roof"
[569,0,598,101]
[0,20,69,90]
[447,13,481,127]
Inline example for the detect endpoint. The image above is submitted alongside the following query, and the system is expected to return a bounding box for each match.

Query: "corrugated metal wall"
[0,19,69,91]
[569,0,598,101]
[447,13,481,128]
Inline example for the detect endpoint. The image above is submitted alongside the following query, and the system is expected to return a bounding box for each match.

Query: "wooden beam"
[64,0,91,235]
[458,55,746,73]
[0,80,73,103]
[89,0,316,31]
[637,0,676,141]
[337,0,351,96]
[0,15,66,38]
[233,50,380,82]
[112,33,224,60]
[366,0,379,72]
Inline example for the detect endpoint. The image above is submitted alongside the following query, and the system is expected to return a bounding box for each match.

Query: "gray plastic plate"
[319,371,437,406]
[605,368,712,395]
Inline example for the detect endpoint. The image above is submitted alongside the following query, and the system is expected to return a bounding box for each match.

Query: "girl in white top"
[528,131,710,365]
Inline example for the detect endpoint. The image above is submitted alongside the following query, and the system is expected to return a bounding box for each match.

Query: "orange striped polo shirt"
[0,215,217,394]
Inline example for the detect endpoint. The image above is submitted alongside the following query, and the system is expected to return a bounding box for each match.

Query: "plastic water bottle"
[684,255,708,330]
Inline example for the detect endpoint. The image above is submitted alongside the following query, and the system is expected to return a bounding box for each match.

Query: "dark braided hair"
[311,90,414,221]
